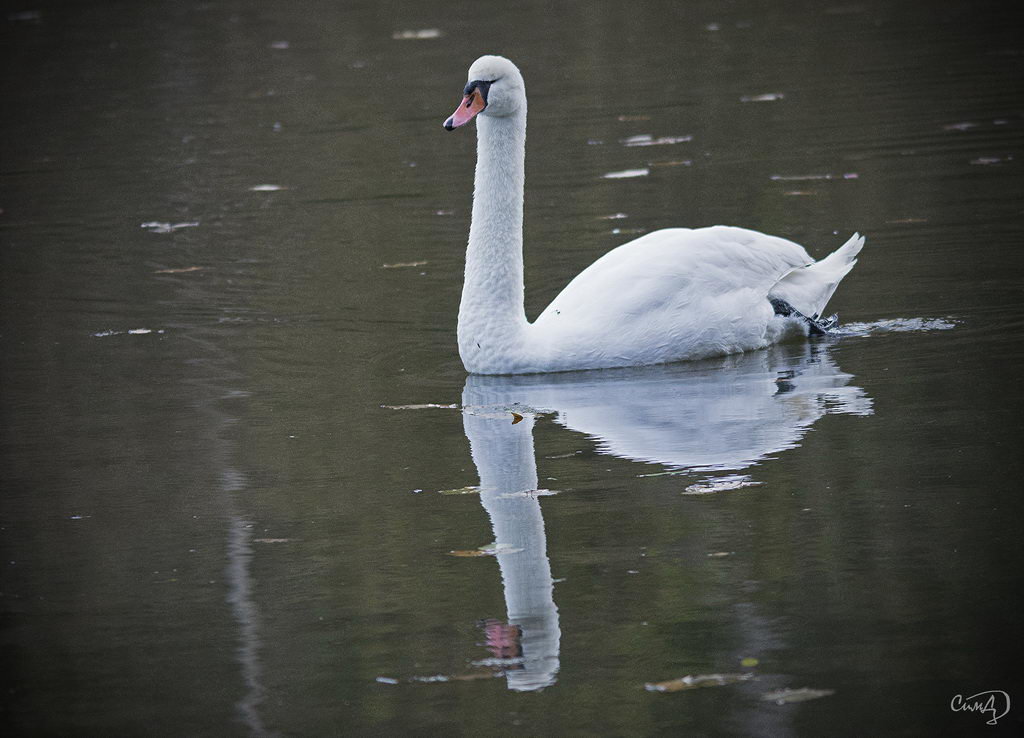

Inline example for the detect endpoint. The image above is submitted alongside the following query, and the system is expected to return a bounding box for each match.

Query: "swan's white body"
[446,56,864,375]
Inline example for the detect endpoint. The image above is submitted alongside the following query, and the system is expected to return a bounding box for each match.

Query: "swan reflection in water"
[460,342,872,691]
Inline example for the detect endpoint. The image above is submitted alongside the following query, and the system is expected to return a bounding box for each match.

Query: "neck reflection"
[462,395,560,692]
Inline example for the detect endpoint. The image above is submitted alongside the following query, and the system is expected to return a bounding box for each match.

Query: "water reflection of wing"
[465,343,872,473]
[461,402,560,692]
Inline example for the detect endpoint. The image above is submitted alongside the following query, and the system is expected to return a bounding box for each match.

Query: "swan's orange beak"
[443,90,486,130]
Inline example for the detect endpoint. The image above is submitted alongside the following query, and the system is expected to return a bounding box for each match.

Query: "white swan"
[443,55,865,375]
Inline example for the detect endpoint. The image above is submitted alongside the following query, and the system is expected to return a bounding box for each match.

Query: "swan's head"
[443,55,525,130]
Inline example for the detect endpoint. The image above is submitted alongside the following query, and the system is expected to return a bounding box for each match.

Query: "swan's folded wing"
[534,225,812,325]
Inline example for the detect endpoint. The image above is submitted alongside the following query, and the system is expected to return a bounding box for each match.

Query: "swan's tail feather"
[770,232,865,320]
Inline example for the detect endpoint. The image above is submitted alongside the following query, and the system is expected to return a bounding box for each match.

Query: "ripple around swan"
[834,317,959,337]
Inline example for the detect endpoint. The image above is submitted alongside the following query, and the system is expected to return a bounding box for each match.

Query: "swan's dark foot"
[769,297,837,336]
[818,313,839,331]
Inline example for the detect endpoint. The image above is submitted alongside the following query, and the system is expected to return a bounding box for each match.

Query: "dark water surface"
[3,1,1023,735]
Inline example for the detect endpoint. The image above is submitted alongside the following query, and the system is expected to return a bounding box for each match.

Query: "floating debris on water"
[617,115,650,122]
[783,191,815,196]
[741,92,785,102]
[621,134,693,147]
[603,168,649,179]
[93,329,165,337]
[707,551,734,558]
[254,538,292,543]
[599,213,629,220]
[611,227,647,235]
[683,475,761,495]
[649,160,692,168]
[770,173,858,181]
[392,29,442,40]
[762,687,835,704]
[269,40,289,49]
[381,403,459,410]
[381,260,428,269]
[645,673,754,692]
[153,266,205,274]
[141,221,199,233]
[437,486,480,496]
[943,121,979,131]
[740,657,760,667]
[249,184,285,191]
[970,156,1011,165]
[636,469,686,478]
[376,669,504,685]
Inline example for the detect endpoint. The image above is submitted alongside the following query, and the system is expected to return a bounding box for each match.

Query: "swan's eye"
[464,79,495,103]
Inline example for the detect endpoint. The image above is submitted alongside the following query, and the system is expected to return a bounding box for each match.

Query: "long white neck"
[458,110,529,373]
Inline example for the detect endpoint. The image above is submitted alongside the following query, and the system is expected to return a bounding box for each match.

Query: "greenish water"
[2,1,1023,735]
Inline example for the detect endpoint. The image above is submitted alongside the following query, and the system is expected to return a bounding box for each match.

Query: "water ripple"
[835,317,959,337]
